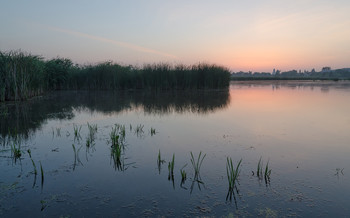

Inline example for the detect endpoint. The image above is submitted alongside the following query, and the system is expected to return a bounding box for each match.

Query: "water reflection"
[0,89,229,139]
[232,80,350,92]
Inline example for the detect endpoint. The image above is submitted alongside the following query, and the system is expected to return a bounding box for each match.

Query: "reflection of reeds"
[168,154,175,178]
[73,124,82,141]
[150,127,156,136]
[135,124,144,138]
[257,157,263,178]
[157,149,165,174]
[264,160,271,182]
[72,144,83,170]
[190,151,206,182]
[28,149,37,188]
[27,149,37,175]
[40,161,44,189]
[256,157,271,184]
[86,122,98,149]
[180,164,187,182]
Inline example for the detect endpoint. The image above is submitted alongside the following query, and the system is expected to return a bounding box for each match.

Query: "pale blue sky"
[1,0,349,71]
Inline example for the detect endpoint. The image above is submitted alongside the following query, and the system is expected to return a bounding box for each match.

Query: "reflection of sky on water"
[1,81,350,217]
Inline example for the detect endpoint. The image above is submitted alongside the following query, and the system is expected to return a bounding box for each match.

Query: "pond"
[1,81,350,217]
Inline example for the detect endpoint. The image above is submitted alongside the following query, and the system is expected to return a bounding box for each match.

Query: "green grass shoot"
[226,157,242,191]
[27,149,37,175]
[190,151,206,181]
[168,153,175,177]
[264,159,272,181]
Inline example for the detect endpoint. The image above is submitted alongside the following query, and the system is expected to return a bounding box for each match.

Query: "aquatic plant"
[73,124,82,141]
[135,124,144,137]
[264,160,272,181]
[335,168,345,176]
[157,149,166,174]
[190,151,206,181]
[11,142,21,161]
[110,126,121,148]
[27,149,37,175]
[168,153,175,178]
[86,122,98,147]
[226,157,242,191]
[256,157,271,183]
[257,157,263,178]
[180,164,188,182]
[72,144,83,170]
[56,127,61,137]
[40,161,44,188]
[111,124,126,144]
[150,127,156,136]
[110,140,122,170]
[0,50,46,102]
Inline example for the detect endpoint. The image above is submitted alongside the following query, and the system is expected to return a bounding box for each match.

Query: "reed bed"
[1,50,231,102]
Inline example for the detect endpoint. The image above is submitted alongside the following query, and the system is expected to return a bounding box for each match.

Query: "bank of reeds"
[0,50,231,102]
[0,51,45,101]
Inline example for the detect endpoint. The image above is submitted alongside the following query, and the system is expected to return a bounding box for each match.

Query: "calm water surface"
[1,81,350,217]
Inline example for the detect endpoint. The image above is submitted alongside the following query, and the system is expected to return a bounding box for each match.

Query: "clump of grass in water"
[180,164,187,182]
[56,127,61,137]
[111,140,122,170]
[86,123,98,148]
[73,124,82,141]
[157,149,166,174]
[112,124,126,143]
[109,126,129,171]
[11,142,21,162]
[264,159,271,182]
[168,154,175,179]
[150,127,156,136]
[110,126,124,149]
[256,157,271,183]
[226,157,242,191]
[135,124,144,137]
[190,151,206,182]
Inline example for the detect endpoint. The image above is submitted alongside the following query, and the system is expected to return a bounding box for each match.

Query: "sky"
[1,0,349,72]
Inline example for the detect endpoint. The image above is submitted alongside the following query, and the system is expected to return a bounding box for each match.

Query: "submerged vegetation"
[0,50,231,102]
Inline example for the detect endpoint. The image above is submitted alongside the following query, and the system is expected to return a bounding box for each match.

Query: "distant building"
[322,67,331,73]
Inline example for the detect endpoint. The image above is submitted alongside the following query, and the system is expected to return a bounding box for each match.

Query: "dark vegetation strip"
[0,50,231,102]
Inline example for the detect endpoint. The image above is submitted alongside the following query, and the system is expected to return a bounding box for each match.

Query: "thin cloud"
[47,26,178,59]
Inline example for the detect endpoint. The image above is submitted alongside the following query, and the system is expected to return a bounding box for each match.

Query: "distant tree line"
[231,67,350,80]
[0,50,230,102]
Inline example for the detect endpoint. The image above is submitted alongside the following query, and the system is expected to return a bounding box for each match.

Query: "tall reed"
[1,50,231,102]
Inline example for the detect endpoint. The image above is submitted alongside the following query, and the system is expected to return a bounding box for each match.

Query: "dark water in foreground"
[1,81,350,217]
